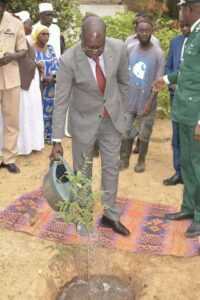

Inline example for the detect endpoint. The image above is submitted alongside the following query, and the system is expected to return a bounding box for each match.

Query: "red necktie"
[94,57,109,118]
[94,56,106,95]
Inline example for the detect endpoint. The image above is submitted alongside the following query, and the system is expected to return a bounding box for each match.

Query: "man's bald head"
[81,15,106,39]
[81,16,106,59]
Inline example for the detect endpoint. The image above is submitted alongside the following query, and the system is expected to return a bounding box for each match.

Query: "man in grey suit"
[50,16,130,236]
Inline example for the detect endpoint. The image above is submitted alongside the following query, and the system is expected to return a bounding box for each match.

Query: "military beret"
[178,0,200,6]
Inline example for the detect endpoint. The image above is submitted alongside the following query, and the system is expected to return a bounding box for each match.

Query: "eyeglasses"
[82,46,104,54]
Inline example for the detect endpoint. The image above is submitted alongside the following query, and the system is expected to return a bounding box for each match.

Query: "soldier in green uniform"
[154,0,200,238]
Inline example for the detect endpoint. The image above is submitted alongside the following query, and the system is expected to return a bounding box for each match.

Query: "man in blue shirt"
[163,16,190,186]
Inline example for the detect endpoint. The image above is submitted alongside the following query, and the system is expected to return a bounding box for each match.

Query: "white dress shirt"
[87,54,106,80]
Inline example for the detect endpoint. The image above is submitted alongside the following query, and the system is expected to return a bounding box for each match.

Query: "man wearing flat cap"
[154,0,200,238]
[0,0,27,173]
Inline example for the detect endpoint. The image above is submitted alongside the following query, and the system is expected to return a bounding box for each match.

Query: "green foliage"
[58,159,99,230]
[8,0,38,21]
[155,17,179,55]
[53,0,82,47]
[157,88,171,117]
[8,0,81,47]
[103,12,135,41]
[104,12,179,54]
[102,12,179,117]
[155,18,179,116]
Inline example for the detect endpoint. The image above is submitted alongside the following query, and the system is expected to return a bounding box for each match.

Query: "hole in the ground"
[57,275,135,300]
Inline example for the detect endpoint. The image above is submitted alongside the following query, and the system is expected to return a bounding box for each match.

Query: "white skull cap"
[39,3,54,13]
[15,11,30,23]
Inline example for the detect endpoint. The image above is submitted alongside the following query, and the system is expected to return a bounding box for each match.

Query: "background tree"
[124,0,167,14]
[124,0,178,19]
[166,0,178,19]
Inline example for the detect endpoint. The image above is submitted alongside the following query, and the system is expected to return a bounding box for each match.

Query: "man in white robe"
[33,2,61,59]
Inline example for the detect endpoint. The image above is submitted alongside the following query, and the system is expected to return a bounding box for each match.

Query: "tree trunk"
[166,0,178,19]
[124,0,167,14]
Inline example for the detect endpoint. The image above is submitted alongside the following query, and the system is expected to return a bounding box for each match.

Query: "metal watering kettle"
[43,156,74,211]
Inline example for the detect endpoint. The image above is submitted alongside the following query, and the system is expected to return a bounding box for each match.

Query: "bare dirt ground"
[0,119,200,300]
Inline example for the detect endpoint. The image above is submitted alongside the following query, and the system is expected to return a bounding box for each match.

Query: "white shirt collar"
[87,54,105,81]
[87,54,104,63]
[190,18,200,32]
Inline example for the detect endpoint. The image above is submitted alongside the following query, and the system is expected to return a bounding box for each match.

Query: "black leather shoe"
[163,174,183,186]
[100,215,130,236]
[165,211,193,221]
[185,222,200,238]
[0,163,20,174]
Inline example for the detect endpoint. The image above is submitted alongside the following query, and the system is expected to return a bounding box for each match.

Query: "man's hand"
[0,50,26,67]
[0,52,15,66]
[194,123,200,141]
[153,78,166,92]
[36,61,44,74]
[143,100,152,116]
[49,143,64,161]
[142,91,157,117]
[42,75,56,85]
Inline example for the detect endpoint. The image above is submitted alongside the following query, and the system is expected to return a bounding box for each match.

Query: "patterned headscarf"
[32,24,49,43]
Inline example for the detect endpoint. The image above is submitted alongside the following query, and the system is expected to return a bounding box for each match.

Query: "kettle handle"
[50,154,73,182]
[50,154,64,166]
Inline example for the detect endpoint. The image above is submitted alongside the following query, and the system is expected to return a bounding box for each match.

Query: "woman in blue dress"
[32,25,59,144]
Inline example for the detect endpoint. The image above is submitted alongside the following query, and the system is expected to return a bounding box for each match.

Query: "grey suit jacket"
[52,37,129,144]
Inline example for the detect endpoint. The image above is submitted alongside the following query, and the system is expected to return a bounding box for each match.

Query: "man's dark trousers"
[180,123,200,223]
[170,95,181,177]
[172,120,181,176]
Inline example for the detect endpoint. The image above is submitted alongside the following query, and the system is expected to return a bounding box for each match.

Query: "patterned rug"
[0,189,199,257]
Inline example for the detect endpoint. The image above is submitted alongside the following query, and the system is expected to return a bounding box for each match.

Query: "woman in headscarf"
[32,24,59,144]
[16,11,44,155]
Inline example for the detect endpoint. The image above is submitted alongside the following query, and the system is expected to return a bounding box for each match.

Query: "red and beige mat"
[0,189,199,257]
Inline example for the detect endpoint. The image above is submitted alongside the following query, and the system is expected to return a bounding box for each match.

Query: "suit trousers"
[72,117,122,221]
[180,123,200,223]
[0,87,20,164]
